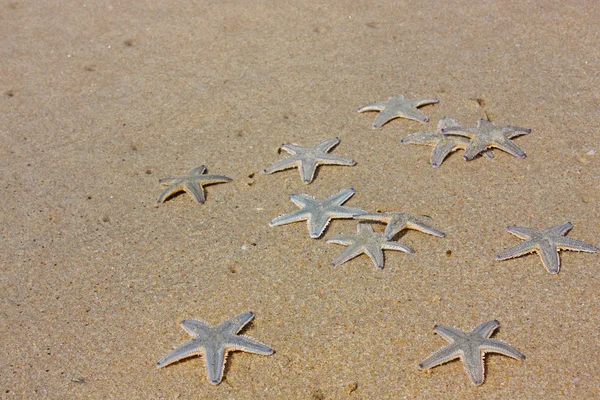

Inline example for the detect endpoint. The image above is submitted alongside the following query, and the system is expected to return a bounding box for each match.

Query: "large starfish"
[156,165,232,206]
[263,137,355,184]
[496,222,598,274]
[269,188,366,239]
[355,211,445,240]
[401,117,493,167]
[442,118,531,160]
[358,94,439,128]
[157,312,273,385]
[419,320,525,386]
[326,223,414,269]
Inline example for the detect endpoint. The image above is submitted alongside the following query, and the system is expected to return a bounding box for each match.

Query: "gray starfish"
[442,118,531,160]
[157,312,273,385]
[326,223,414,269]
[401,117,494,167]
[419,320,525,386]
[496,222,598,274]
[355,211,445,240]
[269,188,366,239]
[358,94,439,128]
[263,137,355,184]
[156,165,232,206]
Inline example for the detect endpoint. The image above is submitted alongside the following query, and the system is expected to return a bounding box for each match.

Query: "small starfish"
[156,165,232,206]
[358,94,439,128]
[442,118,531,160]
[263,137,355,184]
[496,222,598,274]
[326,223,414,269]
[419,320,525,386]
[401,117,494,167]
[157,312,273,385]
[269,188,366,239]
[355,211,445,240]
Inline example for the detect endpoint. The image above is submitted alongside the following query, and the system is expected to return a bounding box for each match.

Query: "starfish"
[326,223,414,269]
[358,94,439,128]
[156,312,273,385]
[263,137,355,184]
[442,118,531,160]
[496,222,598,274]
[419,320,525,386]
[400,117,494,167]
[269,188,366,239]
[156,165,232,206]
[355,211,445,240]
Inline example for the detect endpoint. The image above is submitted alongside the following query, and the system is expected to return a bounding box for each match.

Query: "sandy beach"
[1,1,599,398]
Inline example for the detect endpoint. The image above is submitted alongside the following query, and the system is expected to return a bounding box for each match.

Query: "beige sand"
[1,1,599,398]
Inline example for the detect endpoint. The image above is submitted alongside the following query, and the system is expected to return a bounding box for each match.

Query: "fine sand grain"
[1,1,599,398]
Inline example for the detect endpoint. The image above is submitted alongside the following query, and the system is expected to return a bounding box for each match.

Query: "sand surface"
[1,1,599,398]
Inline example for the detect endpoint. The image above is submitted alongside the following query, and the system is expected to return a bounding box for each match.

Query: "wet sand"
[1,1,599,398]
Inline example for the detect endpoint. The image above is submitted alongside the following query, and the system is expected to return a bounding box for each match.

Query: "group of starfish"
[153,94,597,387]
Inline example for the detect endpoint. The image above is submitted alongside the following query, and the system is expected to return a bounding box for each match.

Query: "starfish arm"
[462,347,486,386]
[501,126,532,138]
[330,244,365,267]
[491,137,527,159]
[506,226,537,240]
[184,181,206,204]
[316,153,356,167]
[470,320,499,338]
[383,221,406,239]
[327,188,356,205]
[430,139,460,167]
[280,143,303,154]
[156,184,184,205]
[204,343,227,385]
[299,159,318,184]
[355,213,391,224]
[357,102,385,112]
[555,236,599,252]
[200,175,232,184]
[463,137,494,161]
[156,340,203,368]
[269,209,310,227]
[551,222,573,235]
[411,98,439,108]
[438,117,460,130]
[326,234,356,245]
[332,206,368,218]
[419,343,461,369]
[364,244,385,269]
[482,339,526,360]
[181,320,213,338]
[372,109,401,128]
[381,241,415,254]
[496,240,537,261]
[314,137,341,152]
[190,165,207,175]
[406,221,446,237]
[158,176,181,185]
[289,193,314,207]
[308,212,332,238]
[228,335,274,355]
[539,242,560,274]
[400,131,440,145]
[482,149,494,159]
[442,126,478,138]
[218,312,255,335]
[433,325,465,342]
[263,157,300,174]
[396,107,430,124]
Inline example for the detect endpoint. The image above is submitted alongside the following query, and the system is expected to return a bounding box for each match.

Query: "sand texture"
[1,1,599,398]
